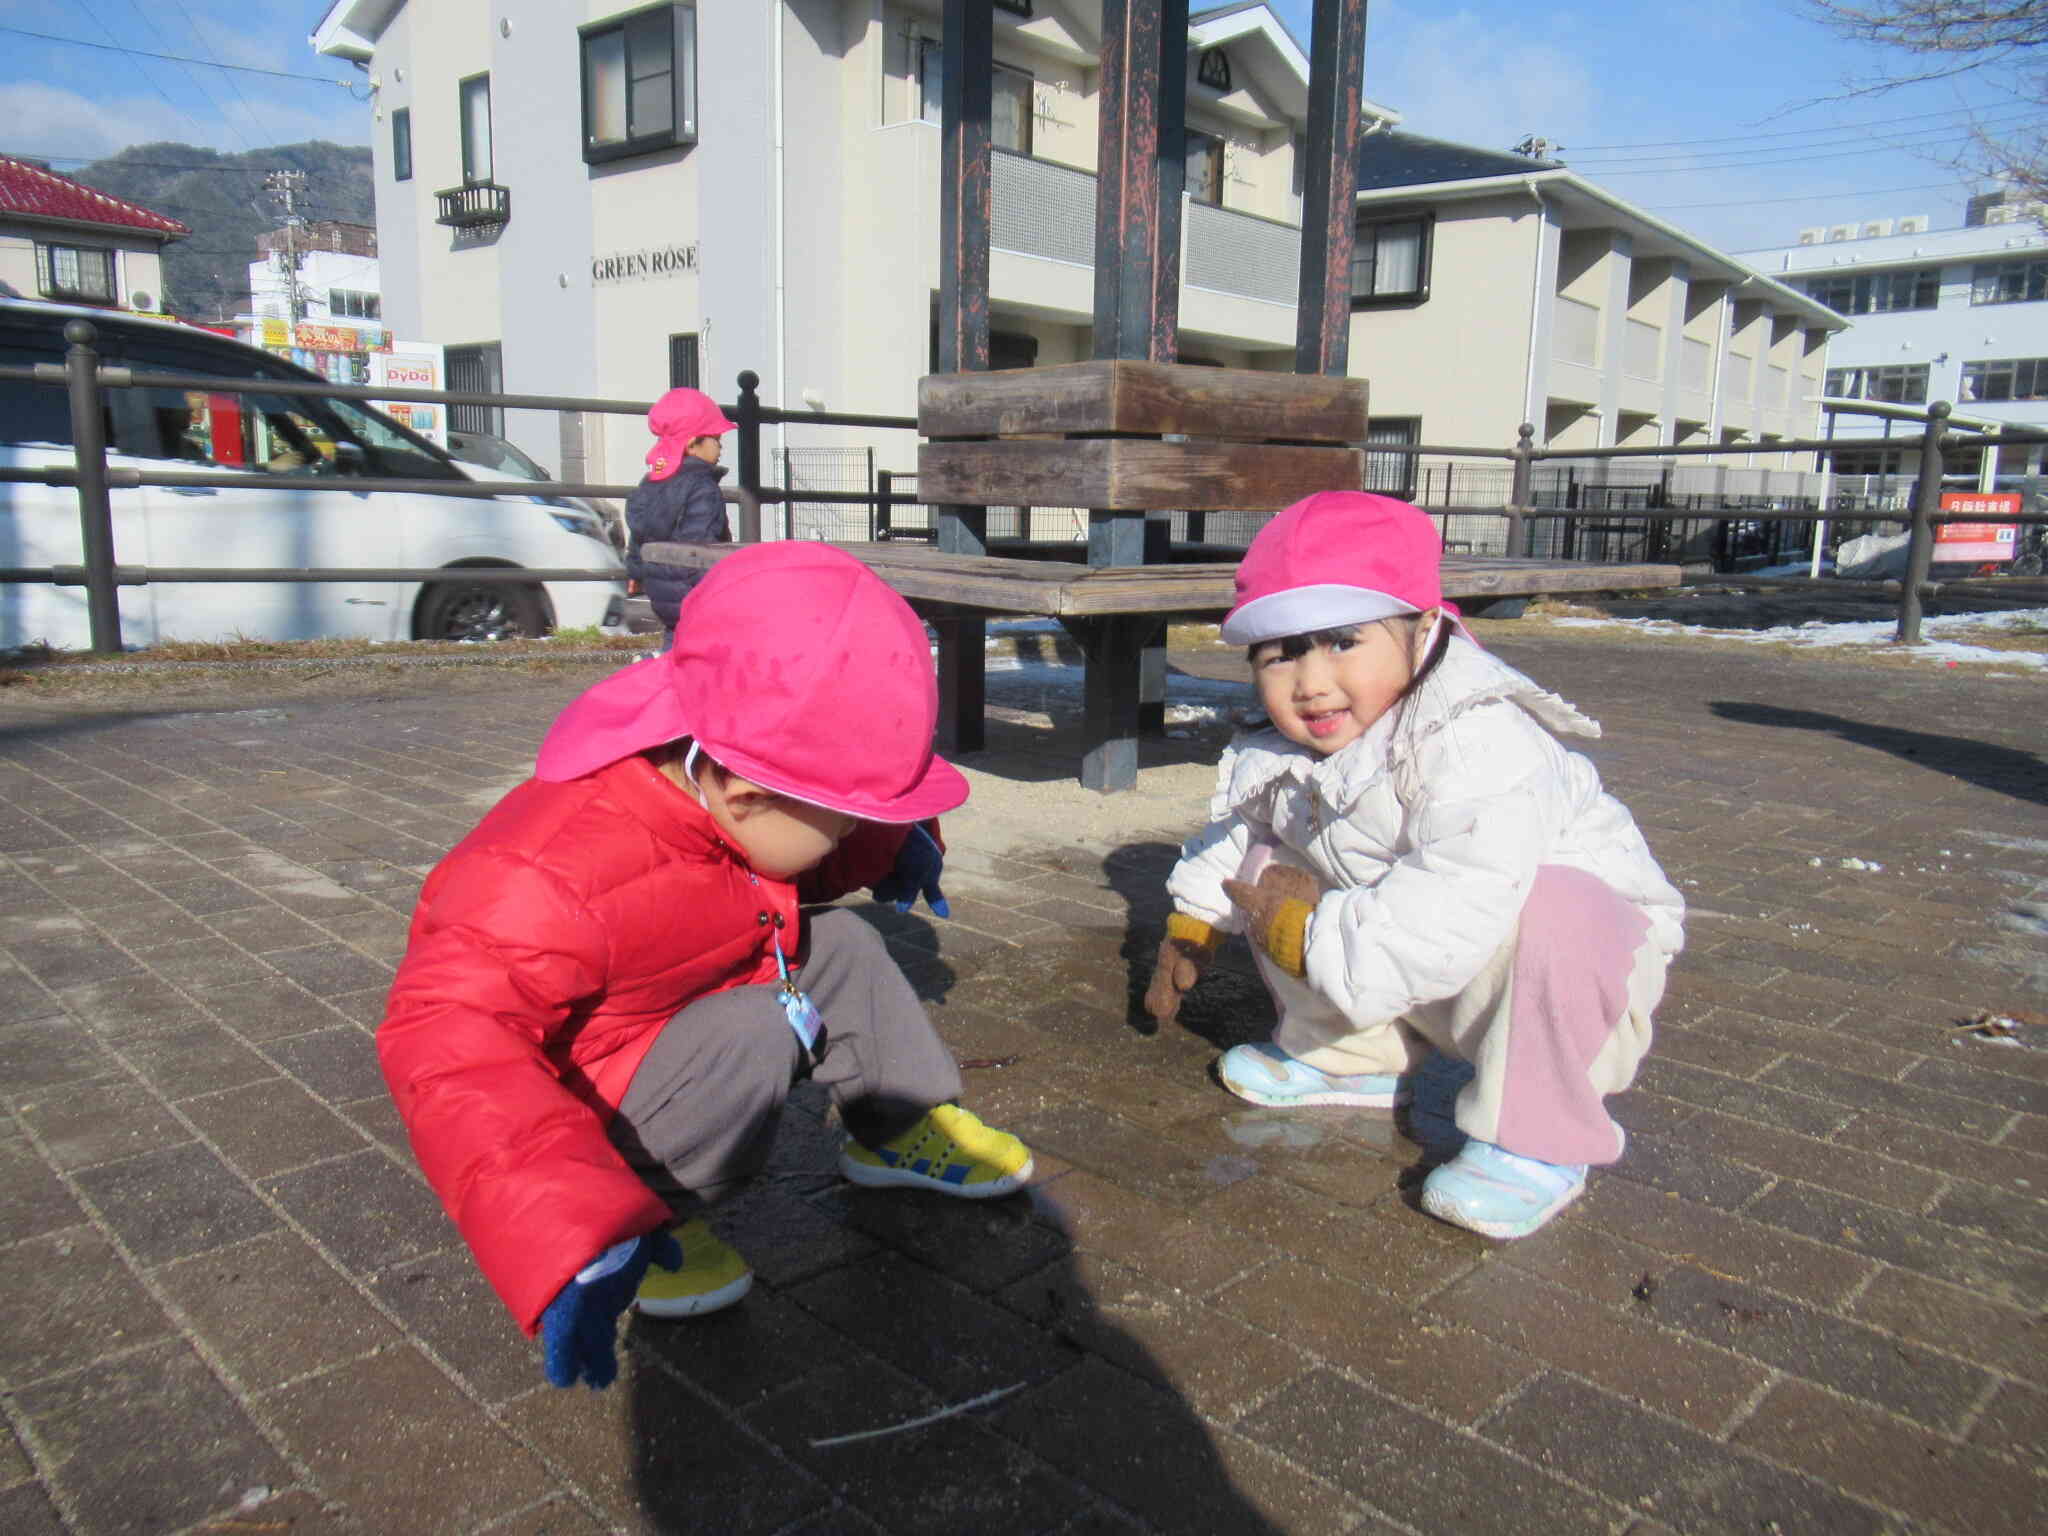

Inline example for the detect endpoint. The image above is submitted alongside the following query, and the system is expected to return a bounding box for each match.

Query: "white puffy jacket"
[1166,634,1685,1033]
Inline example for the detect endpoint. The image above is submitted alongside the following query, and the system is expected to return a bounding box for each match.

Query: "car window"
[0,330,80,448]
[110,330,463,482]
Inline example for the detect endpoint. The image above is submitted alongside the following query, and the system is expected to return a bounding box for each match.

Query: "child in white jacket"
[1148,492,1684,1239]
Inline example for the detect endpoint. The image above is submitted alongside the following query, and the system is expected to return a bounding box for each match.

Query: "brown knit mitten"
[1221,863,1322,978]
[1144,912,1219,1025]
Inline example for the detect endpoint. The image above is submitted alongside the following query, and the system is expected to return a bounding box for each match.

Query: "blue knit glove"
[538,1230,681,1390]
[870,824,949,917]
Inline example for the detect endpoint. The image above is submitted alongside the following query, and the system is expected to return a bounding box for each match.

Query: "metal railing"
[6,318,2044,652]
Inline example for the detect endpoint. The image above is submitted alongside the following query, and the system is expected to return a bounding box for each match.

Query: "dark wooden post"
[1080,0,1186,792]
[65,320,121,653]
[1093,0,1185,363]
[1897,401,1949,644]
[1294,0,1368,376]
[932,0,994,754]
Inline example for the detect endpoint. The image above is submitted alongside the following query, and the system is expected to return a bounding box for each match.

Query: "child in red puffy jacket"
[379,542,1032,1390]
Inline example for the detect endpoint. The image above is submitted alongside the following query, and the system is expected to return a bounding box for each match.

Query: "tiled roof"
[0,156,190,238]
[1357,130,1561,192]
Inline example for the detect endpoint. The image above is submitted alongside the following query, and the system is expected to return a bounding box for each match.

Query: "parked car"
[445,427,626,552]
[0,297,626,649]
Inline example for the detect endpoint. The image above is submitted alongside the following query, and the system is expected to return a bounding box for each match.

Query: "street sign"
[1936,492,2020,563]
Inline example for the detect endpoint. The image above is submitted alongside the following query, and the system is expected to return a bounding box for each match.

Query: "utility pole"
[263,169,308,327]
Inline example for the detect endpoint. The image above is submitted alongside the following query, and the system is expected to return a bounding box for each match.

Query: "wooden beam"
[917,438,1367,511]
[919,359,1369,443]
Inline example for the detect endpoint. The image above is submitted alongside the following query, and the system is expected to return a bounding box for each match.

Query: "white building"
[313,0,1391,493]
[1739,206,2048,486]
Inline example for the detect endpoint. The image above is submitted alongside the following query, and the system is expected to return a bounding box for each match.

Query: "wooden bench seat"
[643,540,1680,790]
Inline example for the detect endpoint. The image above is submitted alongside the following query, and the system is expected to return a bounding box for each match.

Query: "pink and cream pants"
[1260,864,1666,1167]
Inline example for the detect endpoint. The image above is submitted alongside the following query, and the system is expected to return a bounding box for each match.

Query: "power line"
[115,0,253,153]
[1643,177,1971,212]
[1569,103,2042,170]
[1568,98,2033,152]
[1578,117,2048,177]
[164,0,283,146]
[0,24,356,85]
[73,1,212,150]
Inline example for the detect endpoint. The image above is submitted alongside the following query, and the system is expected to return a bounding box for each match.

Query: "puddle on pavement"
[1221,1106,1402,1157]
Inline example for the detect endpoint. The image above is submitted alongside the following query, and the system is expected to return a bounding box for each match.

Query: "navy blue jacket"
[626,458,729,626]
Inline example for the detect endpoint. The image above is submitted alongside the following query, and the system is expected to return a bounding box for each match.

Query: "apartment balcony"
[988,147,1300,321]
[435,181,511,231]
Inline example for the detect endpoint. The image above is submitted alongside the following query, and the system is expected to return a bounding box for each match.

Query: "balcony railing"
[988,146,1301,308]
[435,181,511,230]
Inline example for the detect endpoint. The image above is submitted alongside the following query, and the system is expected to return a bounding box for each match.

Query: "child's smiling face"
[1251,615,1435,756]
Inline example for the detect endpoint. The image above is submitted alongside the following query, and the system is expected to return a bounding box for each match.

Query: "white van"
[0,298,626,649]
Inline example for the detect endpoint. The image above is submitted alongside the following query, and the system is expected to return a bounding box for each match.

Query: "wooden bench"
[641,538,1681,789]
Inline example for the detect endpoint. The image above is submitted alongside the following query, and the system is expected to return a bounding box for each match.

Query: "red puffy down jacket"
[378,753,909,1333]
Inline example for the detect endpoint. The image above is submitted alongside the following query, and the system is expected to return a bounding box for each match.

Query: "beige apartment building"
[1344,134,1845,482]
[313,0,1836,507]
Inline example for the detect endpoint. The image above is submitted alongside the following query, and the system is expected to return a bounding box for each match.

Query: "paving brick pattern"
[0,633,2044,1533]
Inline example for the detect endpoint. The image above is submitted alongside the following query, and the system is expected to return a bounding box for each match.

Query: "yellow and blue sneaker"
[633,1218,753,1319]
[838,1104,1033,1199]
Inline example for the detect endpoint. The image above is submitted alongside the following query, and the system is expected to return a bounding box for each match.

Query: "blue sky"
[0,1,2034,255]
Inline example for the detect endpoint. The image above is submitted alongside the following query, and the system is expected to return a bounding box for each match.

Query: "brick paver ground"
[1,628,2043,1534]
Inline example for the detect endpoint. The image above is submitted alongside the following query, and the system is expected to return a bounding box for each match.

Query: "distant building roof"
[0,156,190,240]
[1356,129,1560,191]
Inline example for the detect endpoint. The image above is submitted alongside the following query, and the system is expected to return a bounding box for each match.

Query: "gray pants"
[608,908,963,1213]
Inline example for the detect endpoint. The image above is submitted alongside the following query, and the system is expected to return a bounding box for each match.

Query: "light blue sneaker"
[1420,1139,1588,1239]
[1216,1042,1408,1109]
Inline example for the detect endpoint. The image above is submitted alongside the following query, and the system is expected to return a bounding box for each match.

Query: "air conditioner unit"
[1796,227,1826,246]
[1826,224,1856,242]
[128,290,156,313]
[1860,219,1893,239]
[1895,214,1929,235]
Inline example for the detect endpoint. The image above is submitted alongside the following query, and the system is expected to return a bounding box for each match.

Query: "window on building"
[34,243,117,304]
[1364,418,1419,499]
[991,63,1033,154]
[1350,216,1429,304]
[581,2,698,163]
[392,107,413,182]
[445,342,505,435]
[669,332,700,389]
[1185,129,1224,205]
[328,289,381,320]
[918,46,1032,154]
[460,73,493,182]
[1960,356,2048,402]
[1823,364,1927,404]
[1803,268,1938,316]
[1970,258,2048,306]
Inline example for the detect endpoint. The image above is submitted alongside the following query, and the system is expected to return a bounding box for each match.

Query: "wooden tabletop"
[643,541,1681,618]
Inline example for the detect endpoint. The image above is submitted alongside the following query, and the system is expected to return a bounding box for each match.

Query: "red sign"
[1936,492,2021,562]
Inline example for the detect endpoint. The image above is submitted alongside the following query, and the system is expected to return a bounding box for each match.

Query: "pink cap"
[1220,491,1460,646]
[535,543,967,822]
[644,387,738,482]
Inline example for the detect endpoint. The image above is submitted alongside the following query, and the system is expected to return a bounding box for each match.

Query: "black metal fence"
[6,321,2045,653]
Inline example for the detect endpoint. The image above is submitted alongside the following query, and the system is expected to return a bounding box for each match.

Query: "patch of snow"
[1550,606,2048,670]
[1839,858,1884,872]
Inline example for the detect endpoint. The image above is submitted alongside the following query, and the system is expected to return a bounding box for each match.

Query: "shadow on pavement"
[1710,699,2048,808]
[616,1095,1292,1532]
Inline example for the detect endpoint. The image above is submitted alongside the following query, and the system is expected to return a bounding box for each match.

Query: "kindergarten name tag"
[780,982,822,1052]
